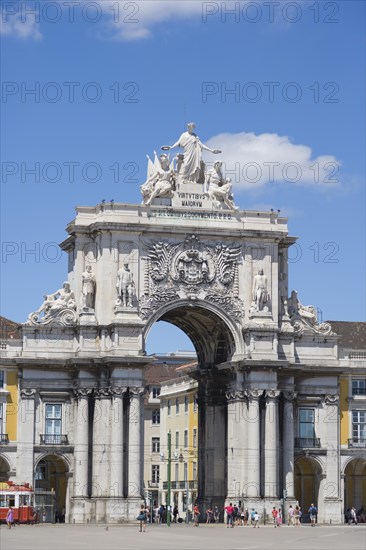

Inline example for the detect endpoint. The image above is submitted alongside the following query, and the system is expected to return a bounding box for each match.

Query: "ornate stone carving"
[287,290,333,335]
[324,394,339,404]
[111,386,128,397]
[205,161,238,211]
[27,282,78,327]
[250,268,270,314]
[81,265,96,311]
[283,391,297,402]
[129,387,145,398]
[246,389,263,399]
[73,387,93,399]
[140,152,175,205]
[140,234,242,320]
[265,389,281,400]
[20,388,37,398]
[226,390,246,402]
[95,387,112,398]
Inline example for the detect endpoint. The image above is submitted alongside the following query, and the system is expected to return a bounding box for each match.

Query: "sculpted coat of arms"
[140,235,244,320]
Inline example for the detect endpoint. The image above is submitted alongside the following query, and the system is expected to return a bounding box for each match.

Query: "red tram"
[0,481,36,523]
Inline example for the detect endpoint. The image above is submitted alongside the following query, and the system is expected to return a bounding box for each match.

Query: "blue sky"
[1,1,365,353]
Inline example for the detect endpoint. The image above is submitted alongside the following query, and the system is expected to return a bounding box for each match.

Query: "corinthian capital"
[265,389,281,400]
[283,391,297,402]
[226,390,246,402]
[73,387,93,399]
[246,389,263,400]
[129,386,145,398]
[111,386,128,397]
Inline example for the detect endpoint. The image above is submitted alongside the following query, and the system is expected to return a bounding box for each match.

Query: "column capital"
[20,388,37,399]
[95,387,112,399]
[283,390,297,402]
[111,385,128,397]
[265,389,281,401]
[324,394,339,404]
[129,386,145,398]
[73,386,93,399]
[226,389,246,402]
[246,388,263,400]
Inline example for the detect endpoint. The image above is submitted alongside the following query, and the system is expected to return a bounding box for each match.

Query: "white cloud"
[106,0,205,41]
[0,12,42,40]
[202,132,342,189]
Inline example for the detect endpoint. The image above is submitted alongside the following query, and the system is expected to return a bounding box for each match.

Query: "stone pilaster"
[17,389,37,484]
[264,390,280,499]
[92,388,112,499]
[283,391,297,499]
[128,387,144,498]
[73,388,92,498]
[245,389,262,498]
[110,386,127,497]
[226,389,247,499]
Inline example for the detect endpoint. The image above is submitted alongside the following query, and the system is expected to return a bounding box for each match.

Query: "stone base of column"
[323,498,342,525]
[242,498,282,523]
[69,496,144,523]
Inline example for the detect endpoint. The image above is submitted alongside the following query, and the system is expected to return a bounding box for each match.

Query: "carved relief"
[140,234,243,320]
[287,290,334,335]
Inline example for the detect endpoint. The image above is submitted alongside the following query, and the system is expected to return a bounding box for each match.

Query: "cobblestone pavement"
[1,523,365,550]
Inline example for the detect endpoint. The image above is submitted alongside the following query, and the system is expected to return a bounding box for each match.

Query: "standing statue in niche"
[161,122,221,183]
[205,161,238,210]
[252,268,269,312]
[81,265,96,310]
[116,263,135,308]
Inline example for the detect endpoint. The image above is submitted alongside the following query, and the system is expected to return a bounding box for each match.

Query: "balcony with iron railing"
[163,480,197,490]
[0,434,9,444]
[40,434,69,445]
[348,438,366,448]
[295,437,321,448]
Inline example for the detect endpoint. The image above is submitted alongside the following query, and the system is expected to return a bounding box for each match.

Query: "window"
[0,403,3,434]
[151,465,160,484]
[194,394,198,412]
[0,371,4,388]
[152,437,160,453]
[175,431,179,449]
[167,400,171,415]
[193,462,197,481]
[352,380,366,396]
[175,462,179,482]
[352,410,366,443]
[152,409,160,425]
[183,462,188,482]
[184,395,189,413]
[175,398,180,415]
[45,404,62,444]
[184,429,188,448]
[152,386,161,399]
[299,408,315,440]
[193,428,197,448]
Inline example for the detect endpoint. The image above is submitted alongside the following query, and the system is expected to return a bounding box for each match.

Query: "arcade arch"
[344,458,366,515]
[295,456,323,521]
[0,455,11,481]
[35,455,70,522]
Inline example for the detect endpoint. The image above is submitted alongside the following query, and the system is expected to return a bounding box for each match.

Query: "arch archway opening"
[344,458,366,520]
[35,455,69,523]
[295,457,322,523]
[0,456,11,482]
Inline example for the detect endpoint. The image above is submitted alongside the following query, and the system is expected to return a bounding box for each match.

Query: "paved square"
[1,523,365,550]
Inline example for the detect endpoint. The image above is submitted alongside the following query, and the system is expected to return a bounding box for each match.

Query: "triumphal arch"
[16,123,342,523]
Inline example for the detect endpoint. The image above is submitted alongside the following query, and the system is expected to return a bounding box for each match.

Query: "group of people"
[345,506,364,525]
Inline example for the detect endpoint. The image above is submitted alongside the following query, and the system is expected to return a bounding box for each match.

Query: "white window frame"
[152,437,160,453]
[44,403,62,443]
[184,429,188,449]
[151,464,160,484]
[152,409,160,425]
[352,410,366,444]
[193,428,197,448]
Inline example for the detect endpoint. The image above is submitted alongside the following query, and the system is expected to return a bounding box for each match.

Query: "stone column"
[264,390,280,499]
[110,386,127,497]
[283,391,297,499]
[73,388,91,497]
[323,394,342,523]
[245,389,262,498]
[178,490,183,515]
[128,387,144,498]
[17,389,37,484]
[226,389,246,500]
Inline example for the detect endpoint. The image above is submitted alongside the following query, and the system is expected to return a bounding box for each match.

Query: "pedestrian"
[272,506,278,527]
[6,506,14,529]
[225,502,234,528]
[287,505,294,526]
[154,505,160,524]
[240,507,245,526]
[276,508,282,527]
[193,504,200,526]
[205,507,213,524]
[213,505,220,523]
[253,511,260,528]
[173,505,179,523]
[233,503,239,525]
[244,508,249,525]
[294,505,301,527]
[250,508,256,526]
[350,507,358,525]
[308,503,317,526]
[137,504,147,532]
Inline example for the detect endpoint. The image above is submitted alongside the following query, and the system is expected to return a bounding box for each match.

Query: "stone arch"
[0,454,11,481]
[344,458,366,516]
[34,454,70,523]
[295,456,324,522]
[144,299,244,365]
